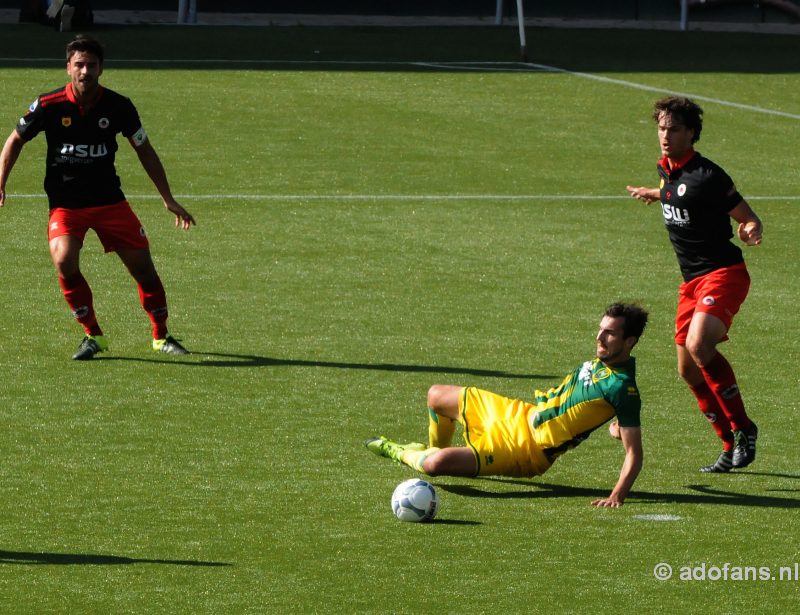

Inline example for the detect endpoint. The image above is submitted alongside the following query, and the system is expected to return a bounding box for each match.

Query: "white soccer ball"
[391,479,439,523]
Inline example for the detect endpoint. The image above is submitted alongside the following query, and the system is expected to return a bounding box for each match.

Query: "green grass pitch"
[0,22,798,613]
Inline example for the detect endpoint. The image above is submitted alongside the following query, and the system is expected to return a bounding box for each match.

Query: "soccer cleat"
[72,335,108,361]
[700,451,733,473]
[152,335,189,355]
[365,437,425,464]
[731,422,758,468]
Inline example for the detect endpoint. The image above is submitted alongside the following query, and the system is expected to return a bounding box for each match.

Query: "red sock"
[137,276,169,339]
[700,352,752,433]
[58,274,102,336]
[689,381,734,451]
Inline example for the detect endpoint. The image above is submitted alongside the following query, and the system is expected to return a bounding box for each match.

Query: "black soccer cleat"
[700,451,733,473]
[731,422,758,468]
[152,335,189,355]
[72,335,108,361]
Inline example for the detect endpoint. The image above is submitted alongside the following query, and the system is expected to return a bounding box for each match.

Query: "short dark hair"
[653,96,703,144]
[66,35,104,64]
[604,303,649,341]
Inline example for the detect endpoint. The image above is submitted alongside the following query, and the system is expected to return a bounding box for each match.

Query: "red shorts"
[48,201,149,252]
[675,262,750,345]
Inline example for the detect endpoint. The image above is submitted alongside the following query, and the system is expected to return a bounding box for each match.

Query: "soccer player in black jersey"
[626,96,762,473]
[0,35,195,360]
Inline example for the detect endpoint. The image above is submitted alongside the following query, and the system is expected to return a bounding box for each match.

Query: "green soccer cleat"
[72,335,108,361]
[364,437,425,463]
[152,335,189,355]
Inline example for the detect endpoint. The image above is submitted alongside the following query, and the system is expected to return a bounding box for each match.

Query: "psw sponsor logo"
[60,143,108,158]
[661,202,690,225]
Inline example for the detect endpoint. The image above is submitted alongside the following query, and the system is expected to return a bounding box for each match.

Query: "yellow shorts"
[459,386,552,478]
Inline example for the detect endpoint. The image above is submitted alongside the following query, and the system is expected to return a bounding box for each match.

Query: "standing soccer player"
[0,34,195,360]
[626,96,762,472]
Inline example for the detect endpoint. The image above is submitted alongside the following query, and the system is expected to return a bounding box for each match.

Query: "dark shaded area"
[439,479,800,508]
[96,351,555,381]
[0,23,798,72]
[6,0,800,23]
[0,549,232,566]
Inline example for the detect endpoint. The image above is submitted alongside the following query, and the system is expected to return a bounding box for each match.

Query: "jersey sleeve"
[118,96,144,140]
[706,164,743,213]
[610,381,641,428]
[15,97,45,141]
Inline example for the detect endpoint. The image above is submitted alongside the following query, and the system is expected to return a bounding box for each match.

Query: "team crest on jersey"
[98,117,110,129]
[593,367,611,382]
[702,296,716,306]
[62,116,72,127]
[677,183,687,196]
[579,360,611,386]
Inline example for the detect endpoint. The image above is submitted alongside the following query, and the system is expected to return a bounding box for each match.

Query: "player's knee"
[426,385,446,410]
[685,338,716,368]
[422,453,446,476]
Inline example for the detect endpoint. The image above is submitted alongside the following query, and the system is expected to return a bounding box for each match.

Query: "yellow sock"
[400,447,441,473]
[428,408,456,448]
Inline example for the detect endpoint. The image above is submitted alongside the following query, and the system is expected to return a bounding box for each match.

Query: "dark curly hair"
[653,96,703,144]
[66,34,104,64]
[604,303,649,341]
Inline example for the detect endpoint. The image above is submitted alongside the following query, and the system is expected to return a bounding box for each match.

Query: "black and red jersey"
[15,83,144,209]
[657,149,744,282]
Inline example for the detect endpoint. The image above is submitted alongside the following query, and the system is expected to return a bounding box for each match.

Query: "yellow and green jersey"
[529,357,640,464]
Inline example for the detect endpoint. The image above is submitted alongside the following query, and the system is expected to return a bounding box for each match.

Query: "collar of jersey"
[658,148,696,176]
[65,82,105,108]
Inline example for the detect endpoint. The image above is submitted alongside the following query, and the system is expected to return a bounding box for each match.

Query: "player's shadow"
[438,480,800,509]
[735,471,800,480]
[198,352,553,380]
[0,549,232,566]
[102,351,555,380]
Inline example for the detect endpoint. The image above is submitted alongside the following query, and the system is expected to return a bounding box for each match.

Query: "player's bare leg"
[426,384,461,447]
[420,447,478,477]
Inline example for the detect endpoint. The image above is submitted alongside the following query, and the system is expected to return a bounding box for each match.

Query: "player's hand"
[0,187,6,207]
[737,221,762,246]
[591,496,624,508]
[165,199,196,230]
[626,185,659,204]
[608,420,622,440]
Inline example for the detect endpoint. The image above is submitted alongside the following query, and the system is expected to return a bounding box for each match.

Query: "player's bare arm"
[129,136,196,230]
[591,426,643,508]
[729,200,763,246]
[626,185,660,204]
[0,130,26,207]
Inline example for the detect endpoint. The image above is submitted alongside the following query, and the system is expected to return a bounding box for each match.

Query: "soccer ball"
[391,479,439,522]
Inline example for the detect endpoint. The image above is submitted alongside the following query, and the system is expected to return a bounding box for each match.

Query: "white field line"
[3,57,797,119]
[7,193,798,201]
[521,62,800,121]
